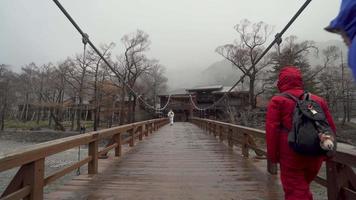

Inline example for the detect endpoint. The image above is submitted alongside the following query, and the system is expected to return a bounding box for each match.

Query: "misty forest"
[1,20,355,143]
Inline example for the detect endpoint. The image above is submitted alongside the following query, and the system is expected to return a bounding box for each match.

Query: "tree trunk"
[76,103,82,131]
[71,108,75,131]
[1,107,5,131]
[20,93,28,121]
[94,107,99,131]
[131,95,137,123]
[1,94,7,131]
[48,108,53,127]
[50,111,65,131]
[110,96,115,128]
[119,88,126,125]
[249,76,256,109]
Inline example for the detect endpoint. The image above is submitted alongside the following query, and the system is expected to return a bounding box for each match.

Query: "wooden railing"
[0,118,169,200]
[190,117,356,200]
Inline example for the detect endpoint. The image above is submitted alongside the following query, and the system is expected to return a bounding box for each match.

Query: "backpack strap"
[301,91,311,100]
[276,92,299,102]
[275,92,299,133]
[277,91,311,102]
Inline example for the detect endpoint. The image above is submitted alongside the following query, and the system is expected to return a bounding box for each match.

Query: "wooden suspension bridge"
[0,118,355,200]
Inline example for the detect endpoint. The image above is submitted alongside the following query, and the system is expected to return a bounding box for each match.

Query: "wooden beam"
[88,138,98,175]
[0,186,31,200]
[44,156,92,186]
[24,159,45,200]
[114,133,121,157]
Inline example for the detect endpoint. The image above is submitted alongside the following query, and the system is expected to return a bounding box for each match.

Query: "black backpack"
[278,92,336,156]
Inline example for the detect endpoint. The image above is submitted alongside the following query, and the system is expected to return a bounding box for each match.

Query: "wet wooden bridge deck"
[46,123,283,200]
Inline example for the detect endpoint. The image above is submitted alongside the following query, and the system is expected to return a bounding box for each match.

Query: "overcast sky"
[0,0,342,85]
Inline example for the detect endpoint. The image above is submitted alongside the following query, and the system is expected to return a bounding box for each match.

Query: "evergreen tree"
[267,36,319,95]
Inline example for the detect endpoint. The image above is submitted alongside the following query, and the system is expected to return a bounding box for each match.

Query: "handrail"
[0,118,169,200]
[190,117,356,200]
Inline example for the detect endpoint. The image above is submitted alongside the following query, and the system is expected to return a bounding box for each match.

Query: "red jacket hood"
[277,66,304,92]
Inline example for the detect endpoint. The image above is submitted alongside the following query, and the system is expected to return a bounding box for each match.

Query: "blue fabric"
[327,0,356,79]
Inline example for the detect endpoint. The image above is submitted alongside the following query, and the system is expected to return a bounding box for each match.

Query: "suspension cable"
[189,0,312,111]
[52,0,311,112]
[137,94,172,111]
[52,0,168,111]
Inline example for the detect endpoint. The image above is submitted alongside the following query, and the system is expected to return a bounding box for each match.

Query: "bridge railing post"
[129,129,134,147]
[139,126,143,141]
[88,134,99,174]
[114,133,121,157]
[267,160,278,175]
[144,124,149,137]
[326,161,345,200]
[31,158,45,200]
[213,124,217,137]
[219,126,223,141]
[26,159,45,200]
[242,132,249,158]
[228,128,233,148]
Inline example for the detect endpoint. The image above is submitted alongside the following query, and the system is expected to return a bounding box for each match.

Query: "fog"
[0,0,342,89]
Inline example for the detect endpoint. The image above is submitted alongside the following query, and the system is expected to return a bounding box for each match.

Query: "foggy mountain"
[166,59,242,90]
[166,39,348,90]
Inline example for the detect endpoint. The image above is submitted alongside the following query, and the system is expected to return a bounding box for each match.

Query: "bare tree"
[87,42,115,130]
[0,65,17,130]
[63,52,94,130]
[114,30,152,124]
[216,19,273,108]
[138,61,168,109]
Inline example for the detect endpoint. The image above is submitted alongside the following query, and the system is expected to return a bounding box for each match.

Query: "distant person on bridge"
[325,0,356,79]
[266,66,336,200]
[167,110,175,126]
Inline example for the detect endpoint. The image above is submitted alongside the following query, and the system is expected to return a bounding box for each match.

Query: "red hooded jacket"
[266,66,336,164]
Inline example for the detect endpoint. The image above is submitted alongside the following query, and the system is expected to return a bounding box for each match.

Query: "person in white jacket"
[167,110,174,126]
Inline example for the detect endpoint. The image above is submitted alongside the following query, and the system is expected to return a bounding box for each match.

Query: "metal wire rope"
[52,0,169,112]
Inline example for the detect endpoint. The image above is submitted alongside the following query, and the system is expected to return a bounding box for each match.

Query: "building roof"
[158,88,189,96]
[159,85,248,96]
[186,85,223,92]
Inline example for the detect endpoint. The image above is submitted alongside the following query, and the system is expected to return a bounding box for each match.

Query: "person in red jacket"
[266,66,336,200]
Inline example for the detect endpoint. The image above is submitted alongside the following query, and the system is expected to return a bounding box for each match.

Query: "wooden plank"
[0,135,94,172]
[114,133,122,157]
[47,122,284,200]
[343,187,356,199]
[98,143,118,155]
[326,161,339,200]
[1,165,28,198]
[45,156,92,186]
[333,150,356,168]
[129,129,134,147]
[24,158,45,200]
[88,140,98,175]
[0,186,31,200]
[139,126,143,141]
[0,118,166,172]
